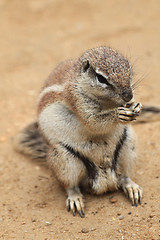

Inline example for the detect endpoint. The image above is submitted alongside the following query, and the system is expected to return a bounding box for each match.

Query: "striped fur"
[111,127,128,171]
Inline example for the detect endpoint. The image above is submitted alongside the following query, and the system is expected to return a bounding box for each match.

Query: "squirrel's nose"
[121,90,133,102]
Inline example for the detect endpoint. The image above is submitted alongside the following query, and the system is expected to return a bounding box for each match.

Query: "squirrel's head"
[78,46,133,105]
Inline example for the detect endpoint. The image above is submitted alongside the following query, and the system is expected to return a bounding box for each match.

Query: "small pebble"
[128,212,132,215]
[109,197,118,203]
[119,215,124,220]
[91,228,97,231]
[81,228,89,233]
[45,221,52,226]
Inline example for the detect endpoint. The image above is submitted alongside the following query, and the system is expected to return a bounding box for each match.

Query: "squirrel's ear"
[81,60,90,73]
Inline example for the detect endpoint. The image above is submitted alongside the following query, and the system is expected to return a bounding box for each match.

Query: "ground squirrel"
[14,46,159,217]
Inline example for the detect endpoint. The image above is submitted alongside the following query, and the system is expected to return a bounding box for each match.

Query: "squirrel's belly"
[90,168,118,195]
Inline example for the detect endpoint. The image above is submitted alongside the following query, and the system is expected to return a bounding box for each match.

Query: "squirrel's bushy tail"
[136,106,160,123]
[13,122,49,160]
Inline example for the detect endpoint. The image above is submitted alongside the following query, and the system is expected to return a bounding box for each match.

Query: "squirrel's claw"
[66,188,85,217]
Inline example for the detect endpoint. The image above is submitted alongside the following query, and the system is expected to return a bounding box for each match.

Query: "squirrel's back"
[13,59,76,160]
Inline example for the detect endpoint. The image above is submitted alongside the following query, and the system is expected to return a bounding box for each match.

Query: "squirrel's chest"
[77,133,123,194]
[78,131,122,167]
[79,139,120,194]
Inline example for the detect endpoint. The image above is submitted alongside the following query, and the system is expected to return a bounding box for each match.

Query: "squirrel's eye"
[96,73,111,87]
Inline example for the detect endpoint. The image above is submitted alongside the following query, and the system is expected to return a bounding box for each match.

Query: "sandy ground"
[0,0,160,239]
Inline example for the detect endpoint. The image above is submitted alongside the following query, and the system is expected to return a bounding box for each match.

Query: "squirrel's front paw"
[121,177,143,206]
[126,102,143,114]
[118,102,142,123]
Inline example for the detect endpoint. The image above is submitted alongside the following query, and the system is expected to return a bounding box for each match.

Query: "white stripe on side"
[37,84,64,104]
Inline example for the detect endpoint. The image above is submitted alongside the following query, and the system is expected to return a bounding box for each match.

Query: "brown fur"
[80,46,131,88]
[38,91,63,114]
[44,59,75,88]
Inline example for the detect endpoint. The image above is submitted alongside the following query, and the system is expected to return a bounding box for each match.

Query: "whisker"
[132,74,147,90]
[132,79,143,89]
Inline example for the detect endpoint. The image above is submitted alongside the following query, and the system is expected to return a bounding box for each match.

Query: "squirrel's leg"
[47,144,86,217]
[116,126,143,206]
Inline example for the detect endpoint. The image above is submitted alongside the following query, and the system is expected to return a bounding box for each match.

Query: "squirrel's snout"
[121,90,133,102]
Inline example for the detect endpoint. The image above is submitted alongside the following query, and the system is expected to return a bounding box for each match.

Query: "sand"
[0,0,160,239]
